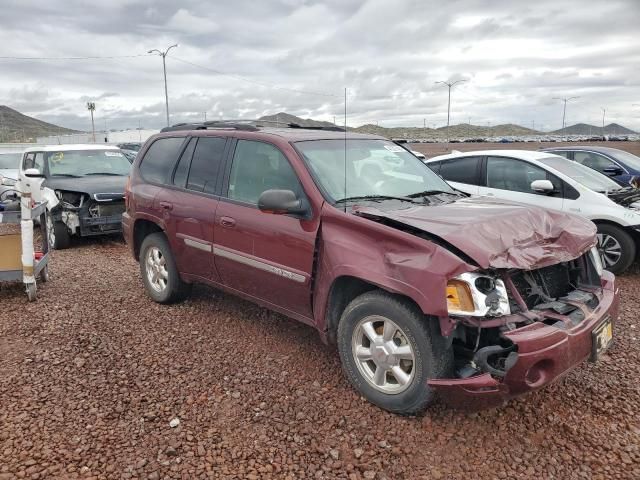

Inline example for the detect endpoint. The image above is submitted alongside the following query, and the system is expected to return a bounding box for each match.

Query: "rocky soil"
[0,239,639,479]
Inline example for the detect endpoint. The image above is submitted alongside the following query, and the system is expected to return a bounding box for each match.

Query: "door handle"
[220,216,236,228]
[159,201,173,211]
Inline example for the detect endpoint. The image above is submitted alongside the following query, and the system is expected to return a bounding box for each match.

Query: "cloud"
[0,0,638,132]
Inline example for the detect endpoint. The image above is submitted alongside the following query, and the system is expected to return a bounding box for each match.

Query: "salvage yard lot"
[1,239,639,479]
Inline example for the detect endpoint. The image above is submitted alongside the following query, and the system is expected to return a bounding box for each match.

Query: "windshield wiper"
[51,173,81,178]
[83,172,126,176]
[407,189,461,198]
[334,195,416,204]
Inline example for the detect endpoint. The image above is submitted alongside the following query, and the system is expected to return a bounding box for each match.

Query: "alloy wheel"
[46,214,56,249]
[351,315,416,394]
[146,246,169,293]
[597,233,622,269]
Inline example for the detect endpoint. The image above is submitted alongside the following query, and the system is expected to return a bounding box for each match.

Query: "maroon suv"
[123,121,618,413]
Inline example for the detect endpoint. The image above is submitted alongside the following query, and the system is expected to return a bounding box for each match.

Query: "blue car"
[541,146,640,187]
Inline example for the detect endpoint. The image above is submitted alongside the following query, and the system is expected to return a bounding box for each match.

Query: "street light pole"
[601,107,606,138]
[552,96,580,129]
[148,44,178,127]
[87,102,96,142]
[435,79,467,143]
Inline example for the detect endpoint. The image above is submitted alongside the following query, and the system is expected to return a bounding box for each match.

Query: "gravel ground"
[0,238,639,480]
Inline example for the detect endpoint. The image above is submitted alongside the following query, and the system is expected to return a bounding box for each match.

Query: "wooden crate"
[0,234,22,271]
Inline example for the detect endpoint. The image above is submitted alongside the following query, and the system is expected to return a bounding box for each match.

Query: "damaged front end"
[54,190,125,237]
[429,248,618,410]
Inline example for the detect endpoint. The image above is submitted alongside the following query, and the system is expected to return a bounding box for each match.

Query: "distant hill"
[258,112,336,128]
[354,122,541,138]
[0,105,78,142]
[552,123,637,135]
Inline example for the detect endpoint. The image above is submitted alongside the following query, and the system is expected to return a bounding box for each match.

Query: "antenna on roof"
[344,87,347,213]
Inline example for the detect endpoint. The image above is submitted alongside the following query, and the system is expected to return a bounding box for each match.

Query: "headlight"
[590,246,604,276]
[0,175,16,186]
[446,272,511,317]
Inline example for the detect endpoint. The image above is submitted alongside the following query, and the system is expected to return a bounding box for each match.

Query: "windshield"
[46,150,131,177]
[0,153,21,170]
[610,149,640,170]
[295,139,454,202]
[538,156,622,192]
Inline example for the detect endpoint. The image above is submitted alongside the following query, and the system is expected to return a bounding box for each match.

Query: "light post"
[148,44,178,126]
[552,96,579,129]
[601,107,606,136]
[86,102,96,142]
[435,79,467,143]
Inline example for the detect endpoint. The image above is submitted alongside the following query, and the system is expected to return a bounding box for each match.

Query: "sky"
[0,0,639,132]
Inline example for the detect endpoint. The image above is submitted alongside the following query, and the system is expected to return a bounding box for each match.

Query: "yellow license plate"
[591,318,613,362]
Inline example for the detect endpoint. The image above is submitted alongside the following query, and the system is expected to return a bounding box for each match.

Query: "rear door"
[154,135,228,282]
[213,139,318,318]
[478,156,565,211]
[436,156,482,195]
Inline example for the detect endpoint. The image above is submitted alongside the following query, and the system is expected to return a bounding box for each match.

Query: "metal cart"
[0,196,50,301]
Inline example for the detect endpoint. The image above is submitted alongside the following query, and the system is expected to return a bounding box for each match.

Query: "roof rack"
[160,119,345,133]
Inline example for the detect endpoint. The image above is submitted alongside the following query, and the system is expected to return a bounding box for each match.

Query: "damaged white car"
[19,145,131,249]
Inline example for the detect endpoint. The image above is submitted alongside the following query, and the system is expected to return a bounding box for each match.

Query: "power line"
[0,54,154,60]
[170,56,340,98]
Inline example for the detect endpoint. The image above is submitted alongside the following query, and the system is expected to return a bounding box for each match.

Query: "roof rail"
[160,119,345,133]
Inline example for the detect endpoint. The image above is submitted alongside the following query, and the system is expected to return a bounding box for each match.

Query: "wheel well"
[133,219,163,260]
[325,276,424,344]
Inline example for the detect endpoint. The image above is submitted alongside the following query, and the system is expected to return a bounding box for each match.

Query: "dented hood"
[353,197,597,270]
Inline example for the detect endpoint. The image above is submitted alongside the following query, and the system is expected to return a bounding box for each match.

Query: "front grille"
[510,252,599,310]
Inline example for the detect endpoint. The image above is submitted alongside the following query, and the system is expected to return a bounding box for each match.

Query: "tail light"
[124,176,131,210]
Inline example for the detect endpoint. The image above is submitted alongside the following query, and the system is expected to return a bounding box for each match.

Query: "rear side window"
[439,156,481,185]
[139,137,185,184]
[173,138,197,187]
[228,140,300,204]
[186,137,227,194]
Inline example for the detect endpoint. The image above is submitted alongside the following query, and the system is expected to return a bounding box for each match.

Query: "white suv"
[426,150,640,274]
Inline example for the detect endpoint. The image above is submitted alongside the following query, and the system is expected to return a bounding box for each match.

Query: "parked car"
[541,146,640,187]
[124,123,617,413]
[19,145,131,249]
[118,142,142,163]
[0,152,21,201]
[426,150,640,274]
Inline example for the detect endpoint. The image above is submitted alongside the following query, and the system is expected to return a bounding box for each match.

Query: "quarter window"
[186,137,226,194]
[486,157,547,193]
[439,157,481,185]
[228,140,300,204]
[172,138,197,187]
[139,137,185,184]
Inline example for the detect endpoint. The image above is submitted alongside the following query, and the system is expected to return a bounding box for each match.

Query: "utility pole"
[435,79,467,143]
[148,44,178,126]
[204,112,207,122]
[552,96,579,129]
[601,107,606,138]
[87,102,96,142]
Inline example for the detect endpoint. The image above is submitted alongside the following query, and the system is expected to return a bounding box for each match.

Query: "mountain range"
[0,105,78,142]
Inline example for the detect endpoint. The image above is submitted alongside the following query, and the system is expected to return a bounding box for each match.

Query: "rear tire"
[140,232,191,303]
[596,224,635,274]
[337,290,453,415]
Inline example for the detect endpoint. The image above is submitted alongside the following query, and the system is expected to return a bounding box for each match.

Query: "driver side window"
[23,152,44,172]
[573,152,616,173]
[486,157,547,194]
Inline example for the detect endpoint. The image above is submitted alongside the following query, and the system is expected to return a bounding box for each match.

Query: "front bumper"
[428,271,619,410]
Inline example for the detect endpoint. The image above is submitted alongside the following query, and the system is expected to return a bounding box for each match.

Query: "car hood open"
[353,197,597,270]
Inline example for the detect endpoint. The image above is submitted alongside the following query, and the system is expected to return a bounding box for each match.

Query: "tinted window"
[427,161,442,174]
[486,157,546,193]
[173,138,197,187]
[573,151,615,173]
[439,157,481,185]
[228,140,300,204]
[187,137,227,194]
[139,137,185,184]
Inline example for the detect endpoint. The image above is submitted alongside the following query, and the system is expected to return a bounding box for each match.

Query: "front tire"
[46,212,71,250]
[139,232,191,304]
[596,224,635,274]
[337,290,453,415]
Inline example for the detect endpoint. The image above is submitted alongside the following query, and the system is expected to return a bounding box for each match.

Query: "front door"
[478,156,565,211]
[213,139,318,318]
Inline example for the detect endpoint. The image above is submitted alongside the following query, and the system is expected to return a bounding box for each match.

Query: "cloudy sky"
[1,0,639,132]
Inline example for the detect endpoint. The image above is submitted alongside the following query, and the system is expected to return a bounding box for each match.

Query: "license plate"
[590,318,613,362]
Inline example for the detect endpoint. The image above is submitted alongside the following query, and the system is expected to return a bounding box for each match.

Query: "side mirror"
[24,168,44,177]
[603,166,623,176]
[258,189,308,217]
[531,179,555,194]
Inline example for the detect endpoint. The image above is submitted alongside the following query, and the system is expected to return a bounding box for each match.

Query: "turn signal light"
[446,280,475,313]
